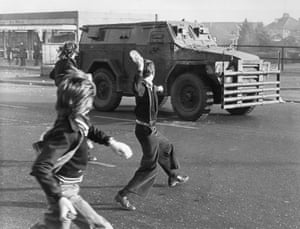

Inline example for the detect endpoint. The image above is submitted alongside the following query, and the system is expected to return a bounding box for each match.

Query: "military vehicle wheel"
[171,73,213,121]
[93,68,122,111]
[226,106,255,115]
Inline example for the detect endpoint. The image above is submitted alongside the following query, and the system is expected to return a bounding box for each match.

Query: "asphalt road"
[0,83,300,229]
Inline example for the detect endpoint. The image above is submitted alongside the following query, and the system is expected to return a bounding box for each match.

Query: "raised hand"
[129,50,144,71]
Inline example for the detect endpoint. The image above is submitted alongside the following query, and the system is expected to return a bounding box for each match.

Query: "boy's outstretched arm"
[88,125,133,159]
[108,137,133,159]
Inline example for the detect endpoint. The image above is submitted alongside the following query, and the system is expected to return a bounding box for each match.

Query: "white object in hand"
[129,50,144,71]
[109,138,133,159]
[157,85,164,93]
[86,73,93,82]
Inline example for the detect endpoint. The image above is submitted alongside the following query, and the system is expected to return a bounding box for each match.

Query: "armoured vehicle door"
[108,27,135,93]
[146,27,173,87]
[79,26,123,72]
[122,26,138,91]
[123,24,173,89]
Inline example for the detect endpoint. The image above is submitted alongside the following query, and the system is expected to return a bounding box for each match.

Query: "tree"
[237,19,257,52]
[255,23,271,46]
[237,19,256,45]
[238,20,271,46]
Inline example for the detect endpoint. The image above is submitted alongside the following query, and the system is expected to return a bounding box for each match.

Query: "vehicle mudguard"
[87,59,123,91]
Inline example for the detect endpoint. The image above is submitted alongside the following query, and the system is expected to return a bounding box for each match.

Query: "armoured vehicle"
[78,21,281,121]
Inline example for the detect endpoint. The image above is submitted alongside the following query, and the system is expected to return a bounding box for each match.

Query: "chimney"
[283,13,289,18]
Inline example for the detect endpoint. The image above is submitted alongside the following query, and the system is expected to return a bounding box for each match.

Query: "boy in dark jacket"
[115,50,189,211]
[30,70,132,229]
[50,41,97,162]
[49,41,79,86]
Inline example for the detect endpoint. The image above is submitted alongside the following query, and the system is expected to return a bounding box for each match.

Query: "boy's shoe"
[168,174,189,187]
[88,155,97,162]
[115,193,136,211]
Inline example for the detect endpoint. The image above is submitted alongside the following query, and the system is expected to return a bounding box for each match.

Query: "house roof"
[266,13,300,31]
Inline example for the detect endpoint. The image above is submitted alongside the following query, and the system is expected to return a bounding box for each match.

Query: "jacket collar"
[67,115,90,135]
[142,79,153,89]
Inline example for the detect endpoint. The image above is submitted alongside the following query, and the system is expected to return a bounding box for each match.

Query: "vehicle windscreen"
[195,32,217,47]
[169,22,217,47]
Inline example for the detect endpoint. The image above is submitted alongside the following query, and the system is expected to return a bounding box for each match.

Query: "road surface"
[0,83,299,229]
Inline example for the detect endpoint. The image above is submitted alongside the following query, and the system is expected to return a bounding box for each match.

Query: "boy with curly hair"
[31,70,132,229]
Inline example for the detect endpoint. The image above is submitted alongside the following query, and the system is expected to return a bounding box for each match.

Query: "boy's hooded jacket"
[31,115,111,202]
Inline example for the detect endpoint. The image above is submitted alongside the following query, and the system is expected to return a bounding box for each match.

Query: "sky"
[0,0,299,25]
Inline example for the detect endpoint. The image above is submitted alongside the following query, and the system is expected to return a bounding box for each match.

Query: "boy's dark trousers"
[119,124,179,197]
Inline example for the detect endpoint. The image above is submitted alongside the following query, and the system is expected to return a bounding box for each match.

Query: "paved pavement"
[0,64,299,103]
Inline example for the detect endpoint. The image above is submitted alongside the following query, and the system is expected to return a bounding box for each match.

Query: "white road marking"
[0,117,30,123]
[0,103,28,109]
[0,117,19,122]
[94,115,199,129]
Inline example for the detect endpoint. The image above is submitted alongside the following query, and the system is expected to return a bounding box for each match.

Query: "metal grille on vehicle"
[221,60,281,109]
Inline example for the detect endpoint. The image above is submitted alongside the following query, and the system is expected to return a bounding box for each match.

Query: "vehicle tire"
[93,68,122,111]
[170,73,213,121]
[226,106,255,115]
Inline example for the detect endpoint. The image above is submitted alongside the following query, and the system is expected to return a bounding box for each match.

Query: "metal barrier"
[221,45,300,72]
[221,60,281,109]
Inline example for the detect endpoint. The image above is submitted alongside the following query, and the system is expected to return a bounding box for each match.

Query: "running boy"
[30,70,132,229]
[115,50,189,211]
